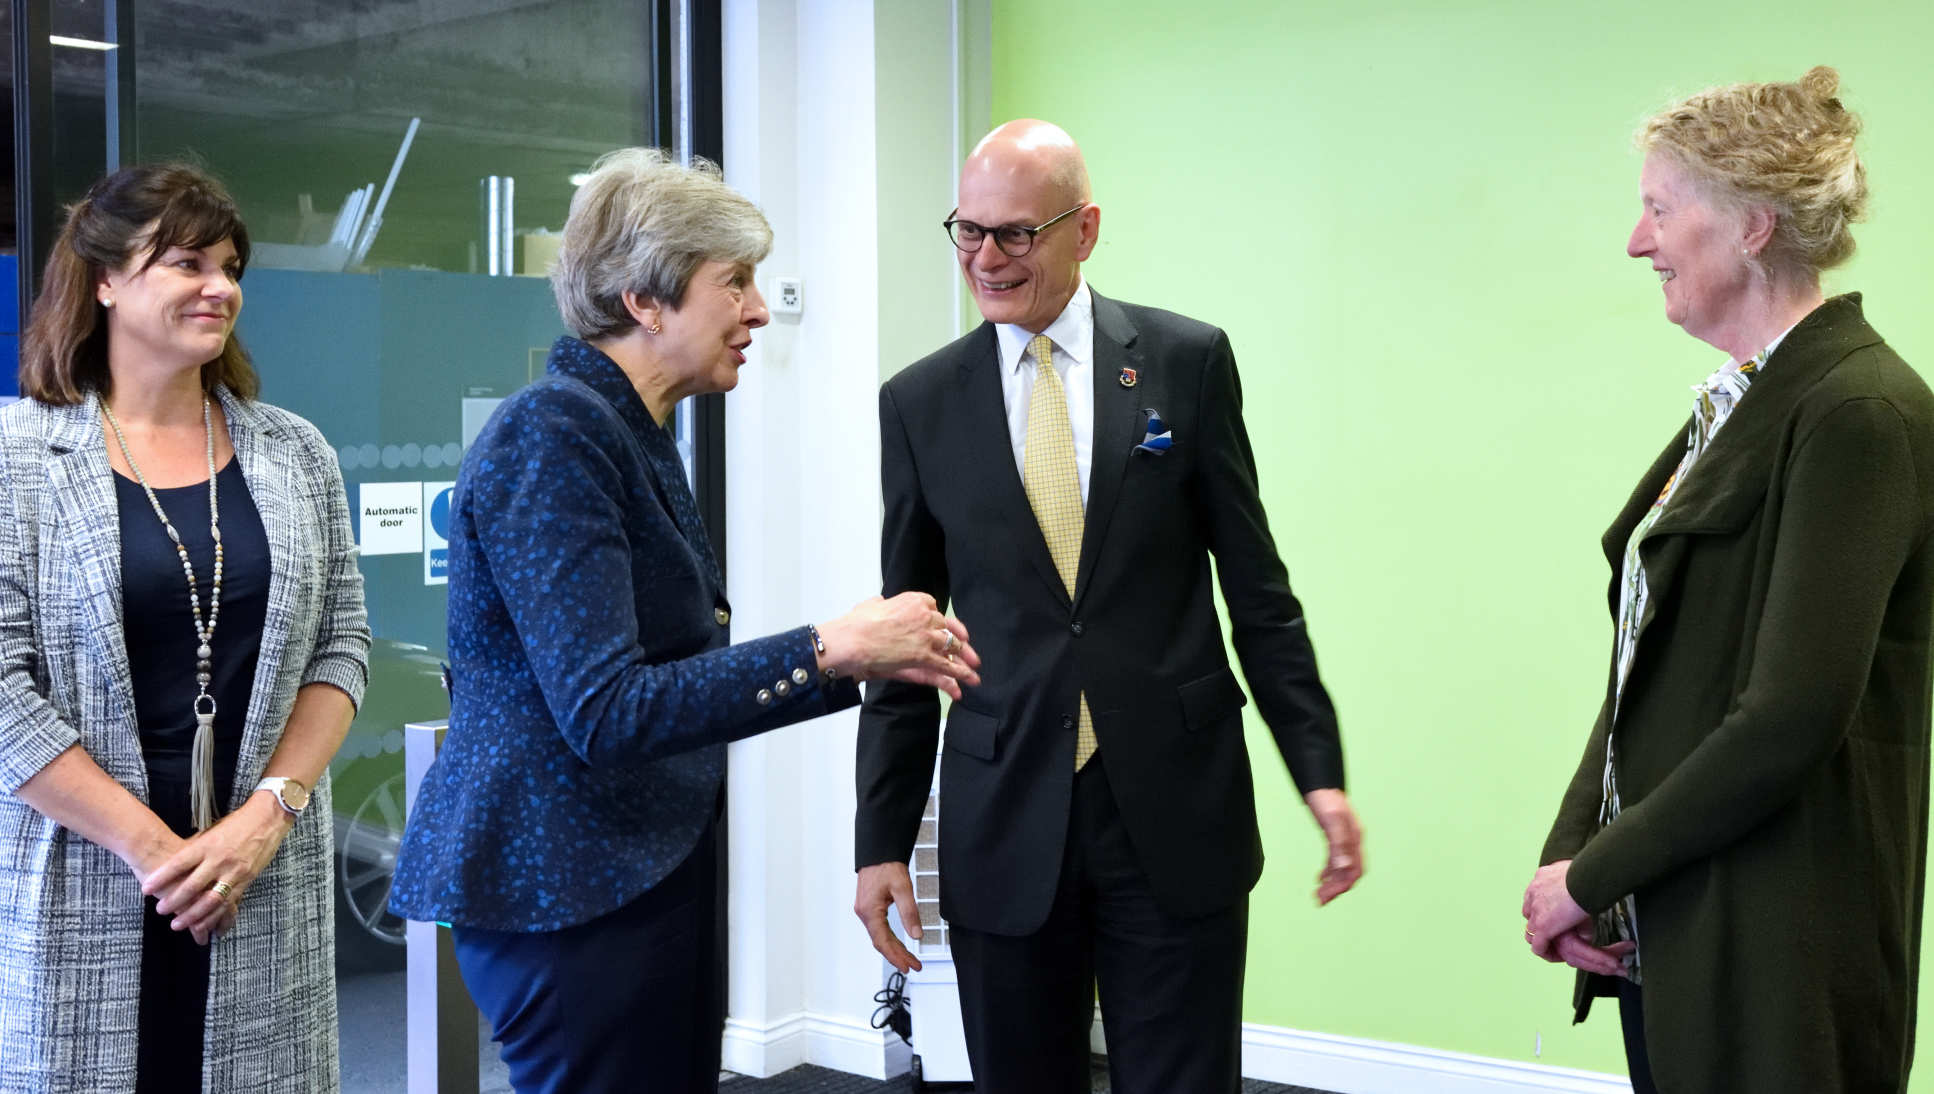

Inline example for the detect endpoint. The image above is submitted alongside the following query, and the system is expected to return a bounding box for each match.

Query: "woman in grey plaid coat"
[0,165,369,1092]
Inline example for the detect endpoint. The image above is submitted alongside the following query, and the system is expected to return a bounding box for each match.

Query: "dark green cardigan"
[1542,295,1934,1093]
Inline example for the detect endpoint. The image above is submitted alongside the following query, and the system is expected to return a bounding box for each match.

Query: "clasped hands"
[1520,859,1633,978]
[133,793,296,946]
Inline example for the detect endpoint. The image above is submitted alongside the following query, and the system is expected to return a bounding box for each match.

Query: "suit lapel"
[43,396,145,787]
[1628,295,1879,614]
[1597,295,1879,644]
[1646,293,1877,540]
[220,388,298,798]
[548,337,724,592]
[639,428,723,591]
[1600,431,1685,592]
[956,325,1071,605]
[1074,293,1142,610]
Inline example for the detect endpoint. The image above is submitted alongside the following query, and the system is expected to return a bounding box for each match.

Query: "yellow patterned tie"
[1022,334,1097,770]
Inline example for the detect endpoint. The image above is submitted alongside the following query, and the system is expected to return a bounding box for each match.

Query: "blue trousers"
[453,815,722,1094]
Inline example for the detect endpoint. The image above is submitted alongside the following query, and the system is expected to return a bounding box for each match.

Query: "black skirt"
[136,766,211,1094]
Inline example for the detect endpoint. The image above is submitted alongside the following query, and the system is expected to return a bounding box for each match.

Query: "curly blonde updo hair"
[1638,66,1867,276]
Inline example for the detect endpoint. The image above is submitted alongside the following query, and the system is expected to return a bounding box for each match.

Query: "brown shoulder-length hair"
[18,163,258,405]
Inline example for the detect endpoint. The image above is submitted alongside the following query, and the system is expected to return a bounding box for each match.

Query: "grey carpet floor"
[719,1061,1332,1093]
[344,970,1330,1093]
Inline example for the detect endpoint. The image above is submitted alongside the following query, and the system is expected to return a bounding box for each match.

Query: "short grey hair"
[551,148,773,339]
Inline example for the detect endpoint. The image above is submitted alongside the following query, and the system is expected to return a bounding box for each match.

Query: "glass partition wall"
[9,1,724,1086]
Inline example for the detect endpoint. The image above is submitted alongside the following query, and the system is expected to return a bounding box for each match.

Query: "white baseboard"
[721,1011,910,1080]
[1089,1011,1629,1094]
[1236,1023,1630,1094]
[730,1007,1626,1093]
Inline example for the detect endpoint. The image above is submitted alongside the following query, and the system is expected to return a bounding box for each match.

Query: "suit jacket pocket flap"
[944,705,999,760]
[1178,669,1248,731]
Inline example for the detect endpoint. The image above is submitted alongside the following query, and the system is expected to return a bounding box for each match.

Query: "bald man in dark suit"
[852,120,1365,1093]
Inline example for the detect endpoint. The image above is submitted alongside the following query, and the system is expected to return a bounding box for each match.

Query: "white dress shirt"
[994,281,1095,504]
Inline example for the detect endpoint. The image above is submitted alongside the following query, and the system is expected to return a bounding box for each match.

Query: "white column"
[718,0,946,1079]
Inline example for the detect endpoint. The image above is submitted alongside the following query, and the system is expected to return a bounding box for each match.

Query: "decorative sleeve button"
[791,667,810,686]
[756,688,773,706]
[715,607,731,626]
[774,680,792,697]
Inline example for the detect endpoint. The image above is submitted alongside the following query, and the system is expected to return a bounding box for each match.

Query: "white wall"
[718,0,971,1079]
[873,1,971,383]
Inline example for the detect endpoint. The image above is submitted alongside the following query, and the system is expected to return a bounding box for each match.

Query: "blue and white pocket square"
[1136,410,1174,454]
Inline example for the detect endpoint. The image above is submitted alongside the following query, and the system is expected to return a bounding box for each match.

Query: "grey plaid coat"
[0,388,369,1093]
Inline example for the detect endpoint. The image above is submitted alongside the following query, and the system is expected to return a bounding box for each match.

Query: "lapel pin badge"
[1118,367,1138,389]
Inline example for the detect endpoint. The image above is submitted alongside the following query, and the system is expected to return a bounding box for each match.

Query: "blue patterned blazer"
[390,337,858,932]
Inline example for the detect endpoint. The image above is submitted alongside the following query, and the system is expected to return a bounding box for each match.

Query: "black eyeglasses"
[943,203,1088,258]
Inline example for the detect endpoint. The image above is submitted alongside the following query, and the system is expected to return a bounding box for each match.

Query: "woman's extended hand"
[818,593,982,699]
[141,794,295,945]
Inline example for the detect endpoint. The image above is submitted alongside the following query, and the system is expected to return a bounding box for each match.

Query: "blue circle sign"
[430,487,454,538]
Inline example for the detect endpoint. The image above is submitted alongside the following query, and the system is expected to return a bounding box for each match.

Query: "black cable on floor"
[870,969,911,1044]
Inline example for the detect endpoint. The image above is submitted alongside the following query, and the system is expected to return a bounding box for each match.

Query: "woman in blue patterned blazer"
[0,165,369,1092]
[388,148,981,1094]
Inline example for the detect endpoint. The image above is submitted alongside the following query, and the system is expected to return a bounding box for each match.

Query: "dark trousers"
[949,757,1248,1094]
[453,814,722,1094]
[136,769,211,1094]
[1619,979,1660,1094]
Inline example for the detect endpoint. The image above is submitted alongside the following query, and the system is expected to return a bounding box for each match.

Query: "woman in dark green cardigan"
[1523,67,1934,1093]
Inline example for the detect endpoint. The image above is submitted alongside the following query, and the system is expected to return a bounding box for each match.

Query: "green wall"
[990,0,1934,1079]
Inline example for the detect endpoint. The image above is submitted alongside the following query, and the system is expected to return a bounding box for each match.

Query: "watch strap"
[255,776,307,817]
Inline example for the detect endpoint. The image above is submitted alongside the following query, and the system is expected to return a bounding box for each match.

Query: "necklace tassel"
[191,705,218,832]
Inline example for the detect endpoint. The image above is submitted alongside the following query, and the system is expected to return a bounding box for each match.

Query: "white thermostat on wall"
[772,276,803,316]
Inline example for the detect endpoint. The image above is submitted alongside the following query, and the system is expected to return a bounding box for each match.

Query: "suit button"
[774,680,792,697]
[791,667,810,686]
[1061,714,1075,730]
[715,607,731,626]
[757,689,773,706]
[1069,621,1083,637]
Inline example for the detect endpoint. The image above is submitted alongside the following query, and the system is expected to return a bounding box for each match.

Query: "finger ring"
[210,880,234,900]
[944,632,958,653]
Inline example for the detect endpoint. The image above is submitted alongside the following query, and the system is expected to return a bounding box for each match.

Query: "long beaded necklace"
[103,397,225,832]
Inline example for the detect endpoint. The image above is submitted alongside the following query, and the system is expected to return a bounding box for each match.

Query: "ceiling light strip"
[49,35,119,51]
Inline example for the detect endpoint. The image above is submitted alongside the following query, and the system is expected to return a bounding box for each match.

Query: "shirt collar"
[1693,319,1802,424]
[995,280,1093,374]
[1714,318,1802,377]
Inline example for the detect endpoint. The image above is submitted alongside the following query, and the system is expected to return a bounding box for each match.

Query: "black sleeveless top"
[117,459,271,806]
